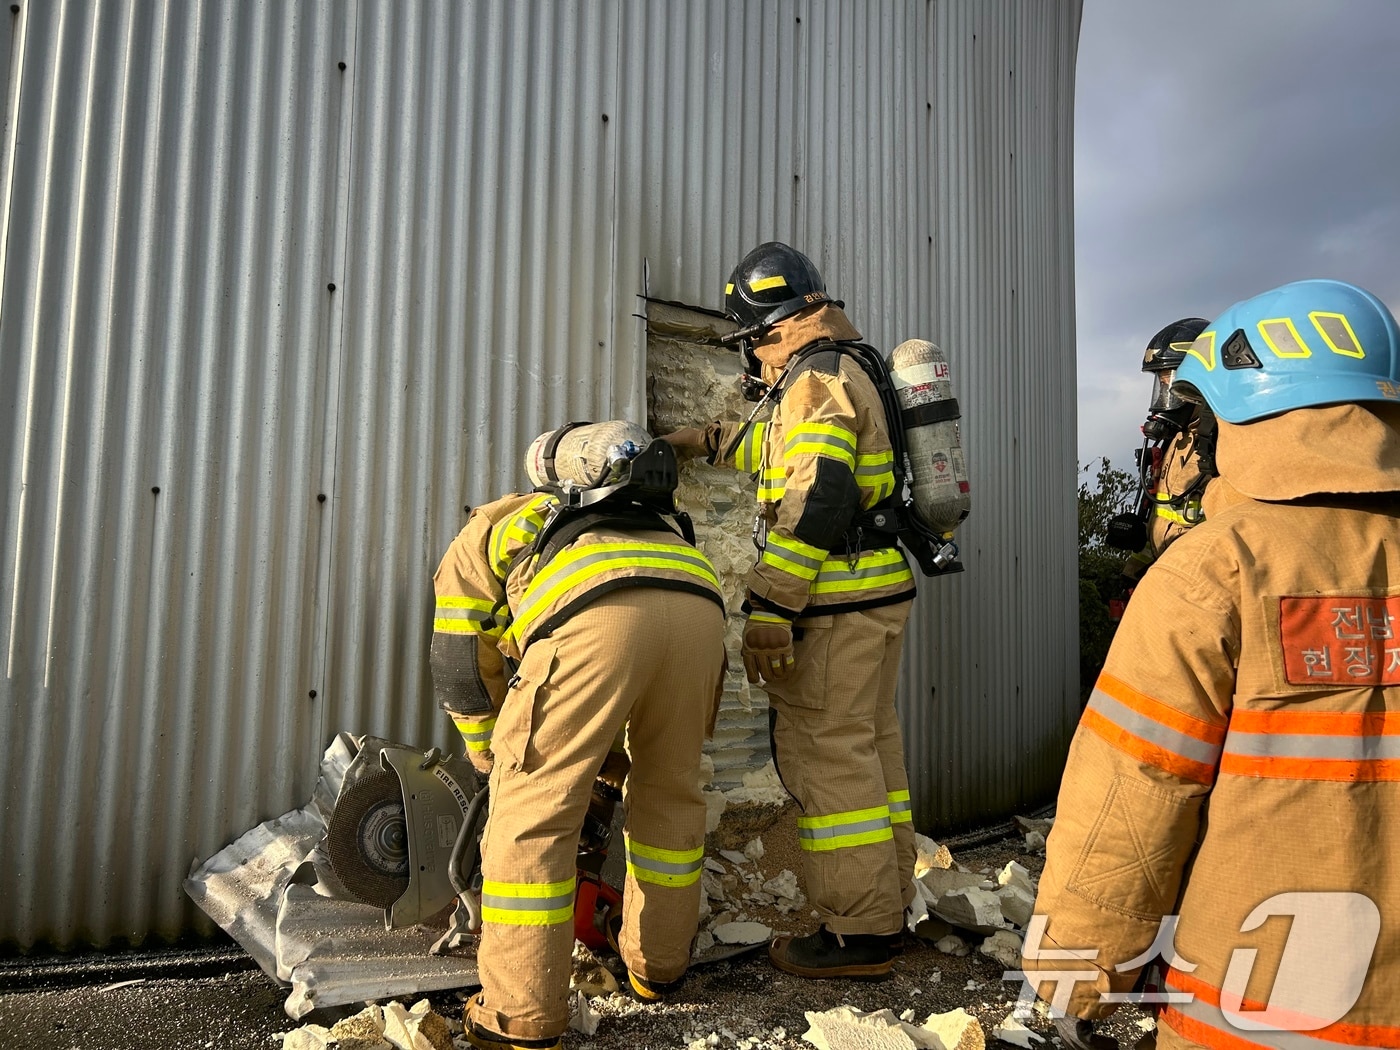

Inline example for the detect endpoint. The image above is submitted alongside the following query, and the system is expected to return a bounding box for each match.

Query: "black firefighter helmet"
[722,241,835,337]
[721,242,838,400]
[1141,316,1209,437]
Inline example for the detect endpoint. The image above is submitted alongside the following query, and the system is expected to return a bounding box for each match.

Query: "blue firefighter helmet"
[1172,280,1400,424]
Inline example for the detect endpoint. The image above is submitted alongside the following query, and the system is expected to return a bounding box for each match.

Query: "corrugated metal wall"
[0,0,1080,948]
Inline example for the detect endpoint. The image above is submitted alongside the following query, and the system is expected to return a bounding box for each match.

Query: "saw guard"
[376,747,481,929]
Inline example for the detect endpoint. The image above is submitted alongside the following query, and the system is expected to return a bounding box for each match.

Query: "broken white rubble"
[996,862,1035,896]
[979,929,1025,970]
[713,920,772,944]
[934,934,969,957]
[913,833,955,875]
[991,1014,1044,1049]
[381,1000,452,1050]
[801,1005,985,1050]
[933,886,1006,932]
[995,884,1036,929]
[568,990,600,1036]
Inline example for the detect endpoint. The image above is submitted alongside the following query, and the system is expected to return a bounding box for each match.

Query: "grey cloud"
[1075,0,1400,466]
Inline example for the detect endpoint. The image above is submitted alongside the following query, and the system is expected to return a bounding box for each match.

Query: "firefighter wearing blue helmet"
[1023,280,1400,1050]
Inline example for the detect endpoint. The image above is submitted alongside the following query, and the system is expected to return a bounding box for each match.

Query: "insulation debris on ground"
[801,1005,985,1050]
[278,1000,452,1050]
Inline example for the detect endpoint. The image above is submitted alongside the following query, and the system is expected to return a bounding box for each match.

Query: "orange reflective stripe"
[1222,709,1400,781]
[1219,754,1400,782]
[1167,969,1400,1048]
[1081,707,1219,784]
[1097,673,1228,747]
[1081,673,1225,785]
[1160,1006,1262,1050]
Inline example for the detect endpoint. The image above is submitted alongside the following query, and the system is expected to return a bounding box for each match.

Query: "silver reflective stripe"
[798,814,891,842]
[480,889,574,913]
[1088,689,1223,766]
[888,798,911,814]
[1167,994,1388,1050]
[815,558,904,582]
[1224,731,1400,761]
[763,544,823,572]
[627,852,700,877]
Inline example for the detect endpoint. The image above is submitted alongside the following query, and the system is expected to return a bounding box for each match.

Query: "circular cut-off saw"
[326,745,488,936]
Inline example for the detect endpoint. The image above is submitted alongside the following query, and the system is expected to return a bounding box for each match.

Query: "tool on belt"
[325,744,622,954]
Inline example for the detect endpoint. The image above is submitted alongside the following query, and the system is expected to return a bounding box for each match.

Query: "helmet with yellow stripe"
[722,241,833,335]
[1173,280,1400,423]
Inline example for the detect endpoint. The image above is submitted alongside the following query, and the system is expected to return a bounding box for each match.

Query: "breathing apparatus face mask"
[719,324,773,402]
[1141,368,1197,441]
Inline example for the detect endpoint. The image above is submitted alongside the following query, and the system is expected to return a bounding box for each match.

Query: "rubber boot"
[768,927,894,979]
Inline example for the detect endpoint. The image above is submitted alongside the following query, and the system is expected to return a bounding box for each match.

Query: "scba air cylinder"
[525,420,652,490]
[887,339,971,533]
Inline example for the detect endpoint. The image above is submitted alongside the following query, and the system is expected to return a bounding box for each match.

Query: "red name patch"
[1279,596,1400,685]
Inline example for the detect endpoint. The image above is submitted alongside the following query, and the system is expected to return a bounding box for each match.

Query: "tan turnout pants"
[467,588,725,1041]
[765,600,915,937]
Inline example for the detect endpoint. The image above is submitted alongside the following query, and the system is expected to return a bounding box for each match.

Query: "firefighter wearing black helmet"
[1113,318,1234,601]
[666,241,917,979]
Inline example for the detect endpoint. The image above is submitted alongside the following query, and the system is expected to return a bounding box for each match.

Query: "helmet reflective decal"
[1310,312,1365,358]
[749,275,788,292]
[1257,318,1311,359]
[1186,331,1217,372]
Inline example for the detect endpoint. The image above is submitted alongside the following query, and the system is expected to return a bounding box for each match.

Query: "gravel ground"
[0,803,1153,1050]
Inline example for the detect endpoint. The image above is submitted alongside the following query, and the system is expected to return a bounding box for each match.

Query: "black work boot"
[768,927,894,979]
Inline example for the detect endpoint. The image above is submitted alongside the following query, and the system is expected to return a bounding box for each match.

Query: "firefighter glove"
[662,426,713,460]
[743,610,795,683]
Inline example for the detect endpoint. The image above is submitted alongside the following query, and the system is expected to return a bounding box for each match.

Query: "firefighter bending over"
[1023,280,1400,1050]
[431,422,726,1050]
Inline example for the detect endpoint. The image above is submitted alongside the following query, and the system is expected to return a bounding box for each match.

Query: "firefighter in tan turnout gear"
[1022,280,1400,1050]
[430,422,726,1050]
[1109,318,1217,614]
[666,242,917,979]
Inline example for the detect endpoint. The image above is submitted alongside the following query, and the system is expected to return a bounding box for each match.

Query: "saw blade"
[326,770,411,909]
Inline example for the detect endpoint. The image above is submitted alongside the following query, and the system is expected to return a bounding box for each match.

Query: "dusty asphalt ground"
[0,804,1152,1050]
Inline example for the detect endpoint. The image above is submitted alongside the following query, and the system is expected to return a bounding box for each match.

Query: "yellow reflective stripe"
[434,595,502,636]
[784,423,857,469]
[480,876,575,926]
[451,715,496,752]
[508,542,719,642]
[855,452,897,504]
[887,789,912,824]
[798,804,888,829]
[810,549,913,594]
[438,595,495,612]
[757,465,786,502]
[748,610,791,626]
[490,495,553,577]
[749,275,787,292]
[761,533,826,581]
[797,804,893,852]
[624,835,704,887]
[734,422,768,473]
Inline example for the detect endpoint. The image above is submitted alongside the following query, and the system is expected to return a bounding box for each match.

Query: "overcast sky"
[1074,0,1400,472]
